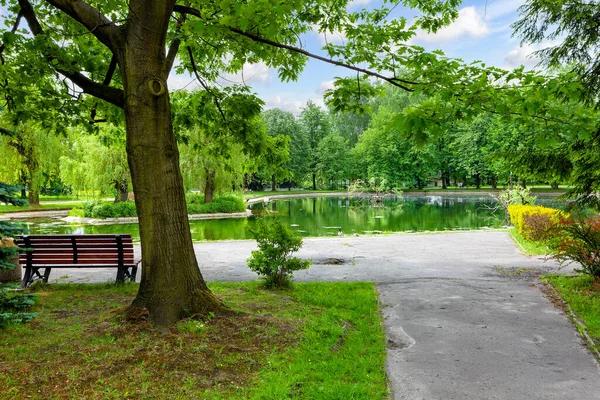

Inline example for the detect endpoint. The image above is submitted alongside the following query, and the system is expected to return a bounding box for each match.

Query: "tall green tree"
[0,120,63,205]
[514,1,600,203]
[58,127,130,201]
[263,108,309,189]
[300,101,330,190]
[172,88,266,202]
[317,133,352,187]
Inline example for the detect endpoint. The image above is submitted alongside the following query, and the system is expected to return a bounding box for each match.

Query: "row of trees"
[1,82,598,206]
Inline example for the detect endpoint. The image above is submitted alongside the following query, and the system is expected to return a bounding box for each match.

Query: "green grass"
[543,274,600,355]
[0,202,89,214]
[509,228,551,256]
[0,281,388,399]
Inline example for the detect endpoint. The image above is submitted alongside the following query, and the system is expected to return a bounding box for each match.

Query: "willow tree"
[2,0,588,328]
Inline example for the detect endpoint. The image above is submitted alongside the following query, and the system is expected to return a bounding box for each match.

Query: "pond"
[19,195,565,241]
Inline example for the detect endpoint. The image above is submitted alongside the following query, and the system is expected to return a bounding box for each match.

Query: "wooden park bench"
[16,234,141,288]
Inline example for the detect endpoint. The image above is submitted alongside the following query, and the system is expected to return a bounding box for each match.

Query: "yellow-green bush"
[508,204,564,241]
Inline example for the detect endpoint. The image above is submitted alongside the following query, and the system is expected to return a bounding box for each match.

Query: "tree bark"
[114,179,129,202]
[203,169,215,203]
[271,174,276,192]
[312,172,317,190]
[28,188,39,206]
[118,2,227,329]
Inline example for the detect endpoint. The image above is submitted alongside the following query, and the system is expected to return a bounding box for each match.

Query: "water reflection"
[21,195,562,241]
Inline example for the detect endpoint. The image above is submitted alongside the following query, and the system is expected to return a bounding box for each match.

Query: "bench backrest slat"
[16,234,135,267]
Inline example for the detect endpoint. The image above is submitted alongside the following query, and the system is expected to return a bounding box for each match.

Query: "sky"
[168,0,541,116]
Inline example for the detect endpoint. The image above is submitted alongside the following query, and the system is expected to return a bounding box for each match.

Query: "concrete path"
[38,231,599,399]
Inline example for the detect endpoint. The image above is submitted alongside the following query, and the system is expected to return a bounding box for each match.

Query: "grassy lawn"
[508,229,551,256]
[0,282,388,399]
[543,274,600,356]
[0,203,85,214]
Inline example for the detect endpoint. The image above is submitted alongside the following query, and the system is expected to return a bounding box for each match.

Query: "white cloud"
[502,41,559,70]
[481,0,525,21]
[168,61,272,91]
[168,72,199,91]
[347,0,373,9]
[414,6,490,43]
[312,24,347,45]
[264,96,305,116]
[265,95,327,116]
[220,62,272,85]
[503,44,540,70]
[317,80,335,94]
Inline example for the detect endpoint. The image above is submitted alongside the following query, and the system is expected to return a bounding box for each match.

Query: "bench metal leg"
[21,267,32,288]
[116,266,137,284]
[116,267,125,284]
[42,268,51,283]
[21,267,50,288]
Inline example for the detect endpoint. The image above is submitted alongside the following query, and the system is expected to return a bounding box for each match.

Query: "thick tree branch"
[102,54,118,86]
[18,0,125,108]
[167,12,187,74]
[172,5,416,92]
[0,11,23,110]
[42,0,119,50]
[90,54,118,122]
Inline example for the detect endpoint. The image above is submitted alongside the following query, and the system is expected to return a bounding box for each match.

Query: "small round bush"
[247,217,311,288]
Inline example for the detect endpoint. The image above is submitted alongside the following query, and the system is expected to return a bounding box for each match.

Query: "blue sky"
[168,0,543,116]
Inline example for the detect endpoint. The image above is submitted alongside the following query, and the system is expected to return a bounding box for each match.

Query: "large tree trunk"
[312,172,317,190]
[118,3,227,329]
[271,174,276,192]
[203,169,215,203]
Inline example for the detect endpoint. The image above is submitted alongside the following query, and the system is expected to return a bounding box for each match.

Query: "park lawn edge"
[0,281,389,400]
[508,228,551,256]
[542,274,600,360]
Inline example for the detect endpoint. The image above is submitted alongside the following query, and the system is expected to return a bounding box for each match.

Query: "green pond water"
[21,195,565,241]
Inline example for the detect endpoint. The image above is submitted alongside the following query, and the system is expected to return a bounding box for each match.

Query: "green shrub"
[549,216,600,281]
[0,182,37,328]
[0,284,38,328]
[68,208,85,217]
[187,195,246,214]
[79,201,137,218]
[186,193,205,205]
[247,217,311,288]
[508,204,563,241]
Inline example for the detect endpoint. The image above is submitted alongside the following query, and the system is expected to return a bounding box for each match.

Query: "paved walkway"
[37,231,599,399]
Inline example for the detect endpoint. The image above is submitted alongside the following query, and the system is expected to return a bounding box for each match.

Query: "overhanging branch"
[18,0,124,108]
[43,0,119,50]
[172,5,416,92]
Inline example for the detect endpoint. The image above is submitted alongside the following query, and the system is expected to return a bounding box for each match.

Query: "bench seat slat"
[26,263,140,268]
[20,252,134,259]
